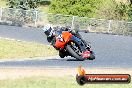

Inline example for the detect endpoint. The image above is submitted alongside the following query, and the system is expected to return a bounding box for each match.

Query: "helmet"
[43,24,53,36]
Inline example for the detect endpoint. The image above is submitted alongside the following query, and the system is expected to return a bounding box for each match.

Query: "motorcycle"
[53,30,95,61]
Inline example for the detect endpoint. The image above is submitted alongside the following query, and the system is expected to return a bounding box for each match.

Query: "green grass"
[0,0,7,7]
[38,5,49,13]
[0,38,58,59]
[0,0,49,12]
[0,76,131,88]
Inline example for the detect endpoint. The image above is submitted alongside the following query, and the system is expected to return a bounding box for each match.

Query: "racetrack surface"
[0,25,48,44]
[0,25,132,68]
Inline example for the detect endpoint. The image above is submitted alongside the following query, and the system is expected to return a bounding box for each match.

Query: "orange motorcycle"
[54,31,95,61]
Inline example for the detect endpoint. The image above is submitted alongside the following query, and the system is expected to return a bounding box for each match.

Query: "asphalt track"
[0,25,48,44]
[0,25,132,68]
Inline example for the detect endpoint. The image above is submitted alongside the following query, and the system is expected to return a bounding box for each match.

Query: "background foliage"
[6,0,132,21]
[6,0,50,10]
[49,0,132,21]
[49,0,101,18]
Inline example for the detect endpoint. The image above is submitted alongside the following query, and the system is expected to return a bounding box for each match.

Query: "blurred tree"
[97,0,132,21]
[127,4,132,21]
[40,0,51,5]
[6,0,41,10]
[130,0,132,4]
[49,0,101,18]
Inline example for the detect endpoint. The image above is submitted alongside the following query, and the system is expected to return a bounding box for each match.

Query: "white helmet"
[43,24,53,32]
[43,24,54,36]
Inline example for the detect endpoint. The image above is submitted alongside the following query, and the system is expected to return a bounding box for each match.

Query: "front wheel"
[59,51,65,58]
[66,44,84,61]
[88,51,95,60]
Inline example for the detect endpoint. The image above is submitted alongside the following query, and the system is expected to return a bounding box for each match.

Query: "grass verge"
[0,76,131,88]
[0,0,7,7]
[0,68,132,88]
[0,38,58,59]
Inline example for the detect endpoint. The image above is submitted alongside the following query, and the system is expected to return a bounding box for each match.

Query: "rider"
[43,24,90,50]
[43,24,56,48]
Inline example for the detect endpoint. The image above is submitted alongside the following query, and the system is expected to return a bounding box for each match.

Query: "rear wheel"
[66,44,84,61]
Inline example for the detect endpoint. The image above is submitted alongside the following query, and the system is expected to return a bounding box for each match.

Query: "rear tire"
[66,45,84,61]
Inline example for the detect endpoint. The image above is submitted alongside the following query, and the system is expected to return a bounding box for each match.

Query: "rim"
[70,42,82,56]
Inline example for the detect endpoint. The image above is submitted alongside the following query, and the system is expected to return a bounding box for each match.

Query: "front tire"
[88,51,95,60]
[66,45,84,61]
[59,50,65,58]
